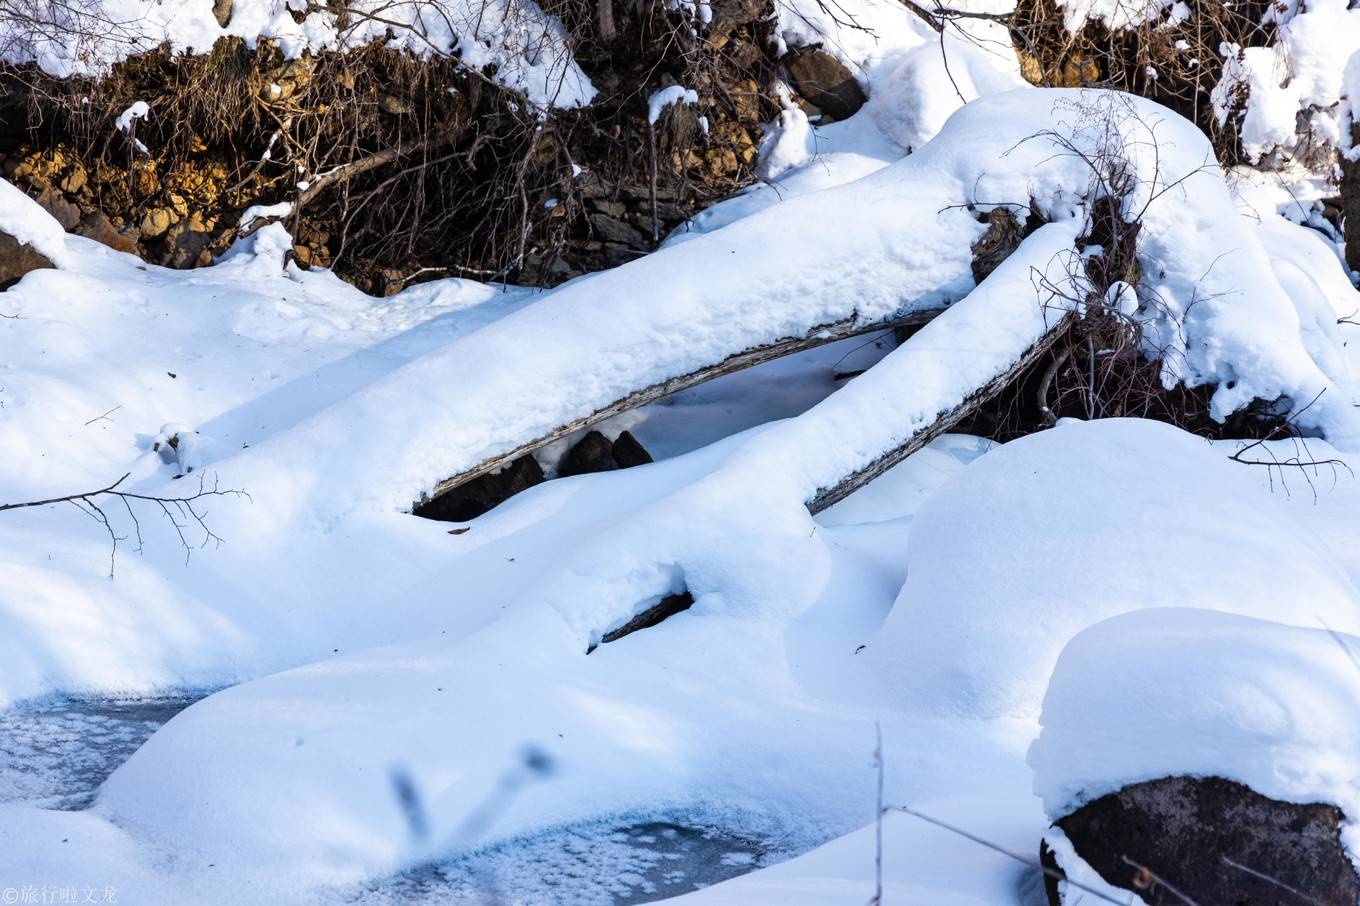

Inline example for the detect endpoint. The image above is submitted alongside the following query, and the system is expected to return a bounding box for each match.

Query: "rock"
[1043,775,1360,906]
[75,211,138,253]
[140,207,176,239]
[589,213,644,245]
[0,231,55,289]
[412,455,545,523]
[560,430,653,476]
[58,166,87,195]
[783,47,865,121]
[611,430,653,468]
[164,222,215,269]
[212,0,233,27]
[379,94,415,116]
[590,199,627,218]
[560,431,619,476]
[35,188,80,231]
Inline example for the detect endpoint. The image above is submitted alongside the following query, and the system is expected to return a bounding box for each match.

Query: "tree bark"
[1343,125,1360,275]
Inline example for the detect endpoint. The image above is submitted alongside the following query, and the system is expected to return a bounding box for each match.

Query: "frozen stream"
[351,818,797,906]
[0,692,204,810]
[0,695,794,904]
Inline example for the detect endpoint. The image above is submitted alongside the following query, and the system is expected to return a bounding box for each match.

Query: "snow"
[1212,0,1360,163]
[867,417,1360,719]
[1029,608,1360,841]
[238,200,293,230]
[82,89,1343,538]
[4,16,1360,898]
[0,211,1086,901]
[867,39,1023,153]
[0,175,70,264]
[756,103,816,179]
[1055,0,1169,34]
[648,86,699,125]
[113,100,149,133]
[0,0,595,109]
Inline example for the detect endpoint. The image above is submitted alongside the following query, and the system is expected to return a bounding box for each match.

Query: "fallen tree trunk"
[416,307,944,512]
[807,311,1073,513]
[593,222,1086,646]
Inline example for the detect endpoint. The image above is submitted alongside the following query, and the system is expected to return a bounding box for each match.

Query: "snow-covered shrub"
[1212,0,1360,167]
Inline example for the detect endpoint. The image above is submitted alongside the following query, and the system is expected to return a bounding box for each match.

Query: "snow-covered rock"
[1030,607,1360,904]
[1029,607,1360,823]
[866,418,1360,718]
[1041,775,1359,906]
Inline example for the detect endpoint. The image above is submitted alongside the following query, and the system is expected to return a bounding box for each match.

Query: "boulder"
[212,0,233,27]
[35,188,80,230]
[610,430,653,468]
[0,230,55,289]
[1043,775,1360,906]
[560,430,653,476]
[560,430,619,476]
[589,213,644,245]
[783,47,866,121]
[140,207,176,239]
[164,221,215,269]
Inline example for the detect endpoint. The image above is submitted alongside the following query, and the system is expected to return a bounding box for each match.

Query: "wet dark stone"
[413,455,544,523]
[560,430,619,477]
[560,429,654,477]
[1045,775,1360,906]
[610,430,653,468]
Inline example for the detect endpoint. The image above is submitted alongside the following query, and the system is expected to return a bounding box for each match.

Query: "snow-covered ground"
[4,1,1360,903]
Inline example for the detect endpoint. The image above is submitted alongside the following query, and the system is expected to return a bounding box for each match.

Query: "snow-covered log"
[425,307,944,508]
[202,88,1357,527]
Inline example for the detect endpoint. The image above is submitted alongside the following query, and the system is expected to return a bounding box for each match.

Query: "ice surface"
[0,693,204,810]
[352,819,795,905]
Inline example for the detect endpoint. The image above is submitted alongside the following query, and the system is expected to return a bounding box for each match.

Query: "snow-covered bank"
[0,0,595,107]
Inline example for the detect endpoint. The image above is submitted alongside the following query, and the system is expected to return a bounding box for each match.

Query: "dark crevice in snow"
[589,591,696,653]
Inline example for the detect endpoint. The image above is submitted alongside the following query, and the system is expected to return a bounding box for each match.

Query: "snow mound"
[867,40,1021,153]
[0,177,68,264]
[1029,607,1360,831]
[866,418,1360,718]
[0,0,594,108]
